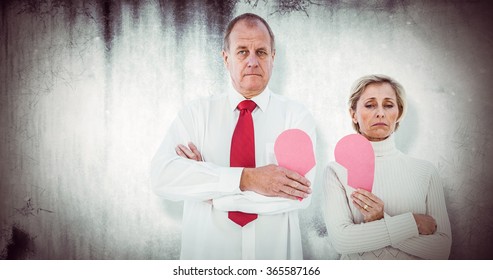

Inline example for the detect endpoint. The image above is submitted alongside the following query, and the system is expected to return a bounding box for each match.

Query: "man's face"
[223,20,275,99]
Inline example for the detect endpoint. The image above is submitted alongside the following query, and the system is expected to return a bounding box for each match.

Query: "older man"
[151,13,316,259]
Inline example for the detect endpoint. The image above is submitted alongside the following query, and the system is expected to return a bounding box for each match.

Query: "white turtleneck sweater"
[322,135,452,259]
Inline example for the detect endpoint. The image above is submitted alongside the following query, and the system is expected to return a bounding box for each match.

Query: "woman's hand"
[413,214,437,235]
[351,189,384,223]
[175,142,203,161]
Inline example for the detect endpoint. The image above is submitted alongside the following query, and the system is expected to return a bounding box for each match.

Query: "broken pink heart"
[274,129,315,177]
[334,134,375,192]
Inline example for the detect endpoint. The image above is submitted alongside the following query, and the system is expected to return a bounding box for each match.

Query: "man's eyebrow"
[234,45,248,50]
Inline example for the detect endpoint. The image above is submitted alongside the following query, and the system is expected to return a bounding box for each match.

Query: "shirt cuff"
[219,167,244,194]
[384,212,419,246]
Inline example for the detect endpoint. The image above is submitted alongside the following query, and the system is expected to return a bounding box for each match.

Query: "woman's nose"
[376,106,385,118]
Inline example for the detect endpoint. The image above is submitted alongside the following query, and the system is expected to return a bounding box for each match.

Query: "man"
[150,13,316,259]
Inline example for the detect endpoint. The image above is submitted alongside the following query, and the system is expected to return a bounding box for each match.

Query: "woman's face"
[351,82,400,142]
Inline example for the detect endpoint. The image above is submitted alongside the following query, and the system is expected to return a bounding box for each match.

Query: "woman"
[323,74,452,259]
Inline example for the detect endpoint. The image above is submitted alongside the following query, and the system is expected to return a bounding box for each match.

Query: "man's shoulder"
[182,93,228,110]
[270,93,310,113]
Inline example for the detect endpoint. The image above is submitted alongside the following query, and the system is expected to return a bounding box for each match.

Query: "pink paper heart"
[334,134,375,192]
[274,129,315,176]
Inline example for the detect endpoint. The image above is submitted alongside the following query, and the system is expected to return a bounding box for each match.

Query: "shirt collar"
[228,86,271,112]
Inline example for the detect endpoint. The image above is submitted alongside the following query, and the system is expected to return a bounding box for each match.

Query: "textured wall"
[1,0,492,260]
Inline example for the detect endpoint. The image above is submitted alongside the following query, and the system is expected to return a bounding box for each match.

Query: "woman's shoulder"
[399,153,438,176]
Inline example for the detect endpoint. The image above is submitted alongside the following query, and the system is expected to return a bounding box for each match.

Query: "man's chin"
[238,85,267,98]
[242,82,266,90]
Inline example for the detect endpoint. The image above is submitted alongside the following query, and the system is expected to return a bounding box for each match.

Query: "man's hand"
[351,189,385,222]
[240,164,312,200]
[413,214,437,235]
[175,142,202,161]
[175,143,311,200]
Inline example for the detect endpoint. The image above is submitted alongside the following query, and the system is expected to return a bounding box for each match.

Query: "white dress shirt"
[323,135,452,259]
[151,87,316,259]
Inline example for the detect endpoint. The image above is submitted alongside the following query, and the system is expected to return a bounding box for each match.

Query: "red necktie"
[229,100,258,227]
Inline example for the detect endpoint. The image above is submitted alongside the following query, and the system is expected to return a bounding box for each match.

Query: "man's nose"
[247,53,259,67]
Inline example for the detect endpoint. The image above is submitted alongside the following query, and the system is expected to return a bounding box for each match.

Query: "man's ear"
[222,50,229,67]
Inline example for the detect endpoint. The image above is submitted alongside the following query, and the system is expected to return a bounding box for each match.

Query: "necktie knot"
[237,100,257,112]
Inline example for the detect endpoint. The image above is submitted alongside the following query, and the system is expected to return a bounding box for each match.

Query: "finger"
[430,217,437,233]
[283,177,312,194]
[280,185,310,199]
[352,197,369,212]
[351,191,374,209]
[283,168,311,187]
[355,189,382,205]
[266,186,300,200]
[177,144,197,160]
[175,146,186,157]
[188,142,203,161]
[353,200,371,222]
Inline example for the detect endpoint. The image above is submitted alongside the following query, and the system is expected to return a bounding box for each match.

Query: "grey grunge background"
[1,0,492,259]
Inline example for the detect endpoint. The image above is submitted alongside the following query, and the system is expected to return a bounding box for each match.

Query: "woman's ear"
[350,108,357,124]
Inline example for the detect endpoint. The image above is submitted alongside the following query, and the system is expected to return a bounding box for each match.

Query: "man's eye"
[238,50,247,55]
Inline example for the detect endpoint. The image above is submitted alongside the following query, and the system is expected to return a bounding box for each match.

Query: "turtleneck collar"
[370,134,399,157]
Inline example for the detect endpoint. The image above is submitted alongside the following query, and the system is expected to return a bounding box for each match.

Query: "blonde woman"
[323,74,452,259]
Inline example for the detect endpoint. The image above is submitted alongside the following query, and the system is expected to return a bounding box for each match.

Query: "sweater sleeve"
[392,167,452,259]
[322,163,418,254]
